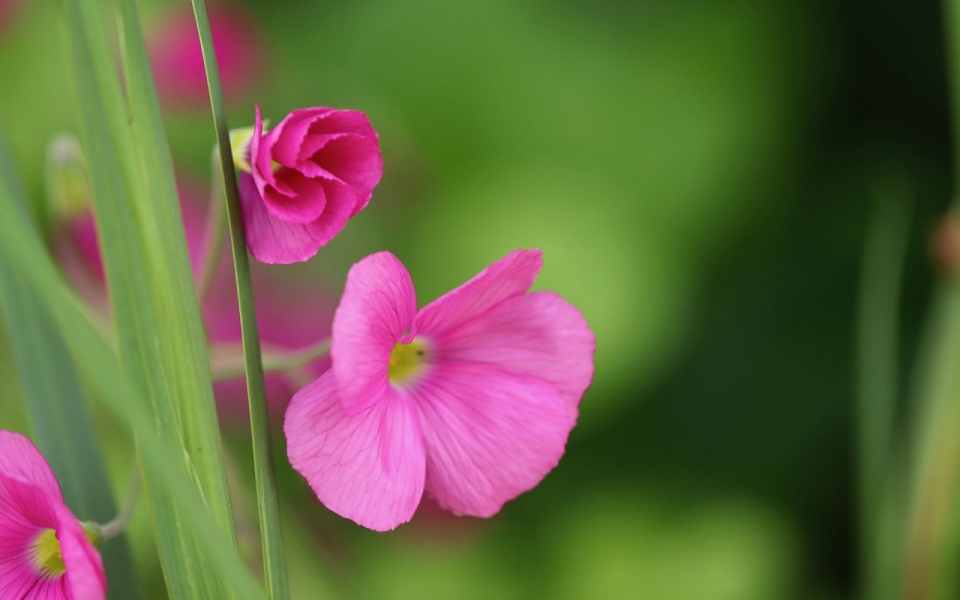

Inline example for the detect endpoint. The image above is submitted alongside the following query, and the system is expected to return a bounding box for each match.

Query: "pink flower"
[238,106,384,264]
[285,249,595,531]
[147,5,263,109]
[0,431,107,599]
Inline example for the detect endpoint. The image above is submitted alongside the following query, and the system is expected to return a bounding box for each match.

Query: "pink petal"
[260,170,327,224]
[285,371,425,531]
[411,363,570,517]
[0,432,62,504]
[0,488,44,599]
[261,108,334,167]
[332,252,417,416]
[437,291,595,425]
[308,110,379,140]
[411,249,543,338]
[306,134,383,214]
[250,105,270,185]
[57,504,105,600]
[239,173,351,264]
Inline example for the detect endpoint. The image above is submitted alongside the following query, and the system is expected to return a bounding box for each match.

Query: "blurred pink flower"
[147,4,263,108]
[54,177,331,422]
[285,249,595,531]
[0,431,107,599]
[239,105,383,264]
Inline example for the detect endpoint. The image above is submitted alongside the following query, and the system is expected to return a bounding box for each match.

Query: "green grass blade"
[58,0,240,596]
[189,2,290,596]
[0,172,263,600]
[113,0,236,538]
[0,122,144,600]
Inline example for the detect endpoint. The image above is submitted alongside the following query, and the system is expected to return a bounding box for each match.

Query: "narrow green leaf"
[855,182,910,600]
[0,137,264,600]
[58,0,240,596]
[190,1,291,596]
[0,122,143,600]
[114,0,236,538]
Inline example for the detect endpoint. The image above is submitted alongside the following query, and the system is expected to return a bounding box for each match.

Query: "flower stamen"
[30,529,65,577]
[388,338,428,385]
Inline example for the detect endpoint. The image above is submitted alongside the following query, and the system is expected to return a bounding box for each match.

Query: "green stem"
[101,463,142,540]
[189,2,289,598]
[210,338,331,382]
[196,148,228,304]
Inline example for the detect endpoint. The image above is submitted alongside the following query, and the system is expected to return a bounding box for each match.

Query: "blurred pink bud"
[0,431,107,599]
[54,175,331,423]
[147,4,263,108]
[0,0,21,35]
[238,105,384,264]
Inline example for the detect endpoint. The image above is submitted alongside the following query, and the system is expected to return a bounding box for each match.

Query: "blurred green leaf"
[0,116,264,600]
[0,121,143,599]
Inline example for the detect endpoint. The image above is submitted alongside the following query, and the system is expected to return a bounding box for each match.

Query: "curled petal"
[286,372,425,531]
[332,252,417,416]
[307,109,379,140]
[412,363,570,517]
[57,503,106,600]
[239,173,352,264]
[411,249,542,339]
[438,291,595,425]
[260,170,327,223]
[304,134,382,214]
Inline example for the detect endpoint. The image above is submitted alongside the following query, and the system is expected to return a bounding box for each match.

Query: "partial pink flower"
[0,431,107,599]
[147,4,263,108]
[285,249,595,531]
[238,105,384,264]
[54,176,331,421]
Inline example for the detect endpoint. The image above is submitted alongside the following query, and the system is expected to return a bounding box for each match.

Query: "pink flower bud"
[238,105,384,264]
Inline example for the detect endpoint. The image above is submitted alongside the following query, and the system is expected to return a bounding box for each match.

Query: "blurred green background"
[0,0,953,597]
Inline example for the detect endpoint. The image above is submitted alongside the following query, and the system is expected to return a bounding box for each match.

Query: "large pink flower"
[285,249,595,531]
[239,106,384,264]
[0,431,107,599]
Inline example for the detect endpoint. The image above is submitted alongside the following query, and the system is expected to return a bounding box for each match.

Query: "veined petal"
[332,252,417,416]
[307,134,383,215]
[0,432,62,505]
[307,109,378,140]
[285,372,425,531]
[412,363,570,517]
[0,492,43,599]
[262,108,331,167]
[437,291,595,425]
[239,173,351,264]
[411,249,542,338]
[57,503,106,600]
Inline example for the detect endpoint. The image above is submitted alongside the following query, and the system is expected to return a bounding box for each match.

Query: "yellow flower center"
[31,529,65,577]
[388,338,428,385]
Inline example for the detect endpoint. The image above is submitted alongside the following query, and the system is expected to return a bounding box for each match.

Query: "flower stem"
[189,2,290,598]
[210,338,331,382]
[101,463,142,540]
[196,148,227,304]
